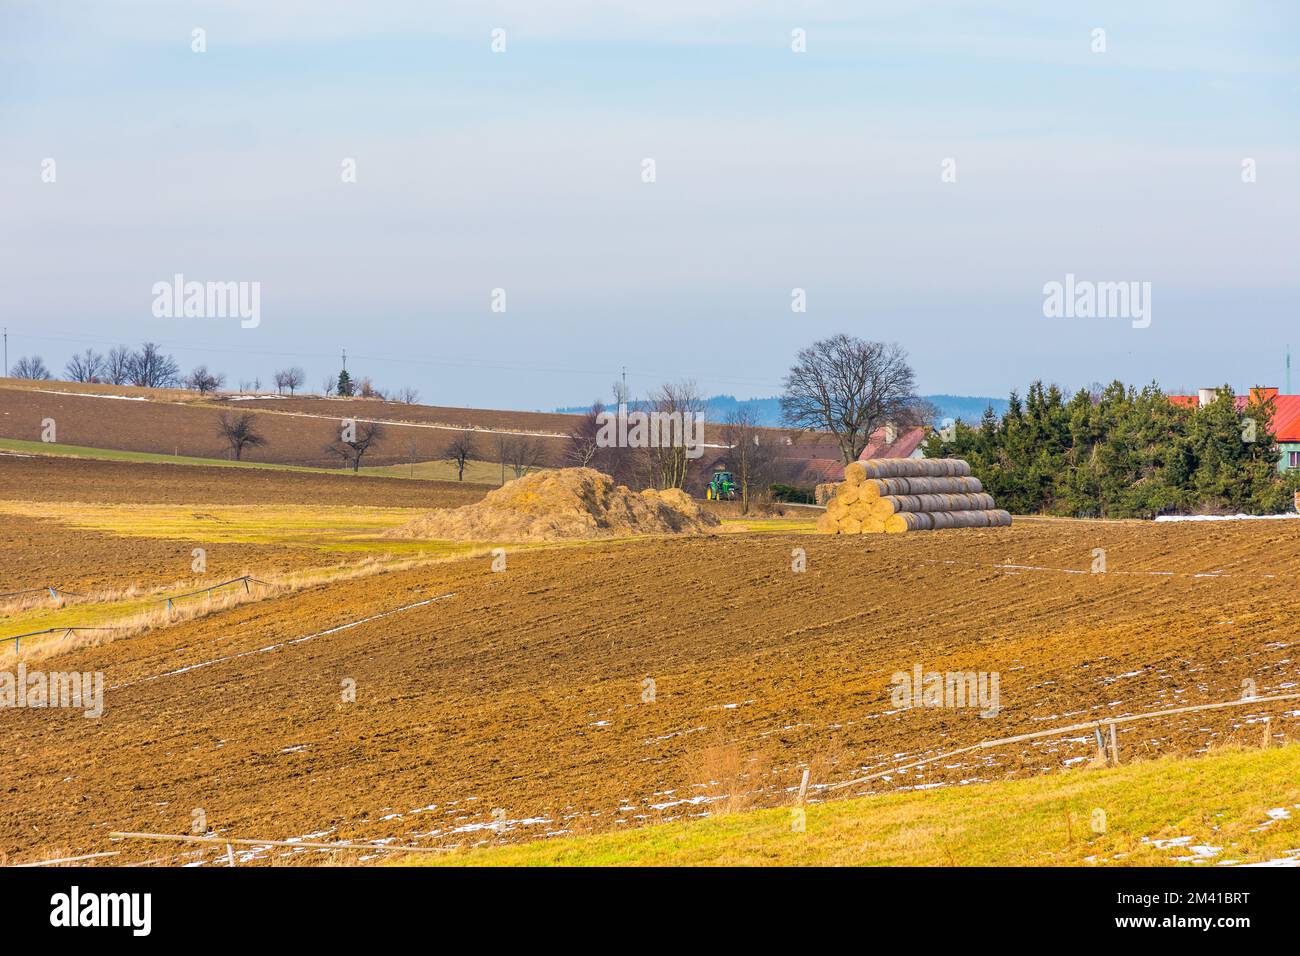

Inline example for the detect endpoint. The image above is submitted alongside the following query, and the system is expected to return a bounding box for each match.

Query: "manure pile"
[816,457,1011,534]
[389,467,720,542]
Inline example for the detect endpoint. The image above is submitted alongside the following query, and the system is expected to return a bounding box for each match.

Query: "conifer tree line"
[922,381,1300,518]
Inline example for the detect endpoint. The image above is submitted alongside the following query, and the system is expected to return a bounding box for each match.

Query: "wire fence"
[1,575,275,653]
[822,690,1300,794]
[0,585,84,602]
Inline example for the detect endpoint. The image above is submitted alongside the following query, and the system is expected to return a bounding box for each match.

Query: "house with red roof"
[777,423,929,486]
[1168,387,1300,473]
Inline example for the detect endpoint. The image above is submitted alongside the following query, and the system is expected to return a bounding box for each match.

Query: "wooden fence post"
[1108,722,1120,765]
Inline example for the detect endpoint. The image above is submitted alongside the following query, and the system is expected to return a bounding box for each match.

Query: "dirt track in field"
[0,455,489,507]
[3,517,1299,865]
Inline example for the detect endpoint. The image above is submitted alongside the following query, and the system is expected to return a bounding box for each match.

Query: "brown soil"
[3,517,1300,865]
[0,381,800,472]
[390,468,721,542]
[0,513,327,596]
[0,383,581,468]
[0,456,488,508]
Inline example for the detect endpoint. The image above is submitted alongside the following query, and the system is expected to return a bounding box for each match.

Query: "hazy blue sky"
[2,1,1297,409]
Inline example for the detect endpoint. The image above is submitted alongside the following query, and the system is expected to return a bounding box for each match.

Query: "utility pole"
[3,327,7,378]
[342,348,347,371]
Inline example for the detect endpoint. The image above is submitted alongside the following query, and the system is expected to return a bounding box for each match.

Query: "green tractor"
[706,470,738,501]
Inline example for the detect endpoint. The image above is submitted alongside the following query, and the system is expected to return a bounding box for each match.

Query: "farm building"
[1169,387,1300,473]
[781,423,928,488]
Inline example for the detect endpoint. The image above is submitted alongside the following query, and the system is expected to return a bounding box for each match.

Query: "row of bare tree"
[7,346,423,404]
[20,333,931,509]
[214,409,549,481]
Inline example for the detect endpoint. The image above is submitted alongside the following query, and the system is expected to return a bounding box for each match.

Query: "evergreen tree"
[926,380,1298,518]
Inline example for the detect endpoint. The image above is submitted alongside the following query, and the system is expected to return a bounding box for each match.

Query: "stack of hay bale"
[815,457,1011,534]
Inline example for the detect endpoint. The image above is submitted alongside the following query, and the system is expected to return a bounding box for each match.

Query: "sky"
[1,1,1297,409]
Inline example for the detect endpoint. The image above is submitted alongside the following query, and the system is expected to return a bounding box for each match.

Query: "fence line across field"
[163,575,274,610]
[0,625,119,653]
[0,575,275,652]
[822,690,1300,794]
[0,585,84,601]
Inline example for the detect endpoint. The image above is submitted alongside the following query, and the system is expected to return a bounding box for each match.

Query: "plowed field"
[0,454,489,508]
[3,516,1299,865]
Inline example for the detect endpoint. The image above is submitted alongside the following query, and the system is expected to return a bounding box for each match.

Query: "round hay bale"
[815,512,839,534]
[885,512,933,533]
[838,516,863,535]
[837,483,861,506]
[867,476,984,497]
[849,501,874,521]
[877,492,996,514]
[843,461,867,485]
[882,509,1013,533]
[860,458,972,480]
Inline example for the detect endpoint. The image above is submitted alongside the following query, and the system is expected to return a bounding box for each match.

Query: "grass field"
[0,438,339,473]
[2,437,508,483]
[410,745,1300,867]
[2,437,516,487]
[359,458,507,485]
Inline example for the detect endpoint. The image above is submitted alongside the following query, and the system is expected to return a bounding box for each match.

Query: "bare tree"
[11,356,52,380]
[494,433,511,484]
[564,401,605,468]
[322,375,337,397]
[492,432,543,483]
[327,420,385,472]
[721,406,779,514]
[185,365,225,394]
[283,367,304,395]
[611,377,629,410]
[780,335,920,465]
[643,380,706,490]
[104,346,132,385]
[274,369,290,394]
[396,386,420,404]
[898,397,940,430]
[216,411,267,460]
[504,434,544,479]
[442,433,476,481]
[127,342,181,388]
[65,349,104,383]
